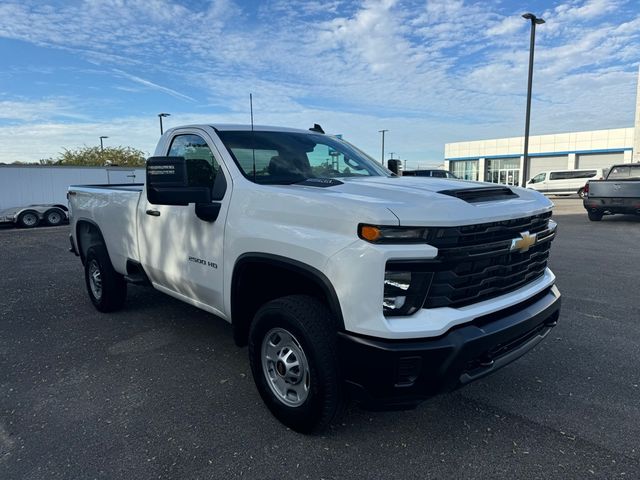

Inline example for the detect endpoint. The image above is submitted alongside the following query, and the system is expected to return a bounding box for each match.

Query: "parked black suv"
[403,169,458,178]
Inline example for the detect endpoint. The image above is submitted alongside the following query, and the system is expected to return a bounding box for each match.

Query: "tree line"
[8,146,147,167]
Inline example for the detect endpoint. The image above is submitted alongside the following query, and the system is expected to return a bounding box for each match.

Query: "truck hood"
[289,176,554,226]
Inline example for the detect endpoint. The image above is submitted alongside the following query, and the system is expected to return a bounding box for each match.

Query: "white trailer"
[0,165,145,210]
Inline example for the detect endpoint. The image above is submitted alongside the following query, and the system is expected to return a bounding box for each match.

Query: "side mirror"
[146,156,212,206]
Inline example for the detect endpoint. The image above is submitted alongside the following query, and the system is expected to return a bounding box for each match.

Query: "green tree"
[54,146,147,166]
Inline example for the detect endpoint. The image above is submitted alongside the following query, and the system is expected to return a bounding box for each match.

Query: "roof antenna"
[250,93,256,182]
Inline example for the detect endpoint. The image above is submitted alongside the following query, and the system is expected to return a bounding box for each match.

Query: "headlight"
[383,263,432,316]
[359,224,430,243]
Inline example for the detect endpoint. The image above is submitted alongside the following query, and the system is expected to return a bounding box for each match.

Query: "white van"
[526,169,605,197]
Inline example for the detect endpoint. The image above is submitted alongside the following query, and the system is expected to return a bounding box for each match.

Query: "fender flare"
[231,253,345,343]
[74,217,107,265]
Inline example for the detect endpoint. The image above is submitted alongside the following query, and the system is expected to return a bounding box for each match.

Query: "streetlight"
[378,129,388,165]
[99,136,108,152]
[521,12,545,184]
[158,113,171,135]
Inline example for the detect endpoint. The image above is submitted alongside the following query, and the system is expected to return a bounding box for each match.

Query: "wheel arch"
[231,253,344,347]
[75,218,108,265]
[17,208,39,217]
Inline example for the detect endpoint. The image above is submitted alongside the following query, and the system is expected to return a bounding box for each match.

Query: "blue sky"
[0,0,638,168]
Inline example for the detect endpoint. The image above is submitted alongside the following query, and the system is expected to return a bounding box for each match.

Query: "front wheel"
[248,295,344,433]
[588,211,603,222]
[84,245,127,312]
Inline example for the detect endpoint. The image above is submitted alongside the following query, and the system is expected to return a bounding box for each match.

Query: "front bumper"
[338,285,561,409]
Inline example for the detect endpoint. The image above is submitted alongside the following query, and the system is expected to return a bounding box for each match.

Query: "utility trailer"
[0,204,69,228]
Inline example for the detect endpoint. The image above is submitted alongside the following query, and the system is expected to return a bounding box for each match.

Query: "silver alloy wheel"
[261,327,310,407]
[88,260,102,300]
[47,211,62,224]
[22,213,38,227]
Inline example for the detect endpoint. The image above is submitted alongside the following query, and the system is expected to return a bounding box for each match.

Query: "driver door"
[138,129,230,316]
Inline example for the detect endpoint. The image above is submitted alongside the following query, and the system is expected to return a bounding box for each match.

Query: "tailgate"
[588,180,640,198]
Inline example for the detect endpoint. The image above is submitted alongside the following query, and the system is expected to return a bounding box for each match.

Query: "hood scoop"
[439,186,519,203]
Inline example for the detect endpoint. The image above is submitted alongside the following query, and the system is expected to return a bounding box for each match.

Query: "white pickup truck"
[68,124,560,432]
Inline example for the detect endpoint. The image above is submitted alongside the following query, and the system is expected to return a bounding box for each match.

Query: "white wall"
[634,65,640,163]
[0,166,144,210]
[445,127,634,160]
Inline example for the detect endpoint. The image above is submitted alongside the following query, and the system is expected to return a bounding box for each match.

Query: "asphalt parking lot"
[1,198,639,479]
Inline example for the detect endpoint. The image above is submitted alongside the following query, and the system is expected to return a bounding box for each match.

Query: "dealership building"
[443,69,640,186]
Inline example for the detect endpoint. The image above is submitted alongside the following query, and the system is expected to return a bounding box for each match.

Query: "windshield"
[216,130,390,184]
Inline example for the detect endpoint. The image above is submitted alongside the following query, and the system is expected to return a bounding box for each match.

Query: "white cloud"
[487,16,524,36]
[0,98,87,122]
[112,69,196,102]
[552,0,620,20]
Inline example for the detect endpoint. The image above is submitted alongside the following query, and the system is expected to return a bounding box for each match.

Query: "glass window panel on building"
[486,158,520,186]
[450,160,478,181]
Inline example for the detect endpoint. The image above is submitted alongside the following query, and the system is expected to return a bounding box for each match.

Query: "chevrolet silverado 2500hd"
[68,124,560,433]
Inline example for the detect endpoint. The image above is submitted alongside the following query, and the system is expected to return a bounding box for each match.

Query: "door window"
[168,134,220,188]
[530,173,546,183]
[572,170,597,179]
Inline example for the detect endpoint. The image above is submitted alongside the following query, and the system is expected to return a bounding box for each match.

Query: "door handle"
[146,209,161,217]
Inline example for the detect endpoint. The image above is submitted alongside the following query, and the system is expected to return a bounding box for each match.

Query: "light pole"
[522,13,545,185]
[389,152,396,160]
[158,112,171,135]
[99,136,108,152]
[378,129,388,165]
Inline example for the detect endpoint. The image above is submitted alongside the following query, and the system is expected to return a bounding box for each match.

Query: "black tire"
[17,210,40,228]
[43,208,65,226]
[577,188,585,198]
[588,211,603,222]
[84,245,127,312]
[248,295,344,433]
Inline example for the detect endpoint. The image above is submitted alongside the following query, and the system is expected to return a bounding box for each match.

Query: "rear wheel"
[44,208,65,226]
[248,295,344,433]
[84,245,127,312]
[17,211,39,228]
[588,211,603,222]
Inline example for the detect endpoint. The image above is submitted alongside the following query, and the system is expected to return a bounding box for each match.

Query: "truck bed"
[68,184,144,273]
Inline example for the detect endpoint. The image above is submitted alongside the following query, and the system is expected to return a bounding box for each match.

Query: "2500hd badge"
[188,255,217,269]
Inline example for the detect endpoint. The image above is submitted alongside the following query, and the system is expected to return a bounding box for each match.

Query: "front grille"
[428,211,552,248]
[420,213,555,309]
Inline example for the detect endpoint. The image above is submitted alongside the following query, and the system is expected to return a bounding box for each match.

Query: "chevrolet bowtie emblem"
[510,231,537,253]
